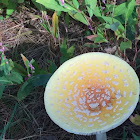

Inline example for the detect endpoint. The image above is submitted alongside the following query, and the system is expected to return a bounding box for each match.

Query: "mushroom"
[44,52,140,140]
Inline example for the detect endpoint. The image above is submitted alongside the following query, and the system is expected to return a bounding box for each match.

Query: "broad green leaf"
[120,40,132,52]
[48,60,57,73]
[32,61,48,75]
[84,43,98,48]
[130,114,140,125]
[69,12,88,25]
[1,0,8,6]
[56,11,61,16]
[104,4,114,14]
[60,39,67,55]
[110,22,120,31]
[17,74,51,101]
[122,128,128,140]
[60,56,68,64]
[93,6,102,17]
[115,29,125,40]
[67,45,75,57]
[6,1,16,18]
[85,0,97,18]
[18,0,24,3]
[94,35,108,43]
[0,54,12,75]
[125,0,135,21]
[31,0,46,12]
[132,133,140,140]
[64,3,78,11]
[35,0,70,12]
[65,13,70,27]
[0,85,5,98]
[114,2,127,17]
[72,0,79,9]
[13,62,27,76]
[6,71,23,84]
[0,77,12,85]
[100,16,124,32]
[60,40,75,64]
[52,11,58,37]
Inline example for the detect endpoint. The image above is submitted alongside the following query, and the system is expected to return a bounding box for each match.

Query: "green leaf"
[67,45,75,57]
[0,76,13,85]
[60,40,75,64]
[84,43,98,48]
[72,0,79,9]
[69,12,88,25]
[60,39,67,55]
[13,62,27,76]
[32,61,48,75]
[120,40,132,52]
[6,71,23,84]
[65,13,70,27]
[0,84,5,98]
[35,0,71,12]
[18,0,24,3]
[31,0,46,12]
[125,0,135,21]
[93,6,102,17]
[100,16,124,33]
[114,2,127,17]
[132,133,140,140]
[110,22,120,31]
[0,54,12,75]
[1,0,9,6]
[104,4,114,14]
[17,74,52,101]
[48,60,57,73]
[122,128,128,140]
[85,0,97,18]
[60,56,68,64]
[94,35,108,43]
[6,1,16,18]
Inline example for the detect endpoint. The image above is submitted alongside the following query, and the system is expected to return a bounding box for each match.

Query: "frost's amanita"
[44,52,140,140]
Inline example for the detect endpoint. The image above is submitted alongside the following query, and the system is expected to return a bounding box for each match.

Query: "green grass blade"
[0,103,18,139]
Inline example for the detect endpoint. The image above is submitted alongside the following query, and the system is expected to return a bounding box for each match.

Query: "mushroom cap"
[44,52,140,135]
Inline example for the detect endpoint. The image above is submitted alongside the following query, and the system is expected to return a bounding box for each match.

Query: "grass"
[0,1,140,140]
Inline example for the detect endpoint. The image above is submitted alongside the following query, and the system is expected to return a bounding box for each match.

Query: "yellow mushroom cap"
[44,52,140,135]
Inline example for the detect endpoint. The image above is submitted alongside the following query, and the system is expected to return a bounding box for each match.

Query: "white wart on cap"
[44,52,140,135]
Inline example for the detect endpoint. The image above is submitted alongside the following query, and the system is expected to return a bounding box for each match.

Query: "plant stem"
[96,132,107,140]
